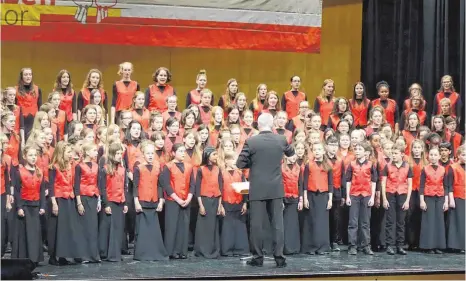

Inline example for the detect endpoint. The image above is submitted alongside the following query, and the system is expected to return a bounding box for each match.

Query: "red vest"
[402,130,417,155]
[126,143,143,172]
[317,97,334,126]
[372,98,397,128]
[5,134,20,166]
[78,162,99,197]
[19,165,43,201]
[252,101,264,121]
[406,109,427,125]
[81,87,106,108]
[423,165,445,197]
[166,162,192,201]
[106,165,126,203]
[222,169,243,204]
[59,89,75,122]
[385,162,409,194]
[115,80,137,111]
[10,106,21,132]
[189,89,201,105]
[154,150,167,167]
[450,133,463,155]
[349,160,373,197]
[329,114,340,130]
[283,90,306,120]
[164,135,183,156]
[1,160,6,194]
[148,84,174,112]
[162,111,182,125]
[349,98,370,127]
[282,163,300,198]
[131,108,151,131]
[52,110,67,141]
[53,164,74,199]
[404,98,426,111]
[36,152,50,182]
[307,161,329,192]
[199,105,212,125]
[291,115,305,131]
[273,128,292,144]
[16,85,39,116]
[450,163,465,199]
[436,92,459,117]
[137,164,161,202]
[328,157,343,189]
[240,127,257,144]
[200,166,221,197]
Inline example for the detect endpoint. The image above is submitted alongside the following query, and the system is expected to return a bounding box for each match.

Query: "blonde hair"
[117,62,133,76]
[196,69,207,80]
[318,79,335,100]
[50,141,72,171]
[439,75,455,92]
[81,141,98,159]
[22,145,42,177]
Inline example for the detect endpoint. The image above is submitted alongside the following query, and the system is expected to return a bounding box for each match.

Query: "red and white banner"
[1,0,322,52]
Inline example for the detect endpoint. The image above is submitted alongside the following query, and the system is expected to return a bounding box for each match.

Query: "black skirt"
[1,194,7,256]
[164,200,190,257]
[220,203,249,256]
[78,196,100,262]
[420,196,446,250]
[12,205,44,263]
[406,190,421,247]
[98,202,125,262]
[194,197,220,259]
[283,199,300,255]
[48,197,84,259]
[134,207,168,261]
[301,192,330,253]
[447,198,465,250]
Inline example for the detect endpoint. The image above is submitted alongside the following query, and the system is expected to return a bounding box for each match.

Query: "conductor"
[236,113,294,268]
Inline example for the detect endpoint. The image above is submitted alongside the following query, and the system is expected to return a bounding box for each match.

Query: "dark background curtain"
[361,0,465,132]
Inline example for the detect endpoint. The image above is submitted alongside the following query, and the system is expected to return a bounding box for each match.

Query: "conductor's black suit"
[236,131,294,266]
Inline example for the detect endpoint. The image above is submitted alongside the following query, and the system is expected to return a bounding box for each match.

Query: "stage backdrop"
[1,0,362,107]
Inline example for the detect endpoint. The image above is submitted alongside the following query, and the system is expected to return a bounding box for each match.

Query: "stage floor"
[15,247,465,280]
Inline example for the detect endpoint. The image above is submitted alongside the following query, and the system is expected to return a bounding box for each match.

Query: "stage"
[8,246,464,280]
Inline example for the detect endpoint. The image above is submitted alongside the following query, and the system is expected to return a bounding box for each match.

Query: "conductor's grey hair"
[258,113,274,131]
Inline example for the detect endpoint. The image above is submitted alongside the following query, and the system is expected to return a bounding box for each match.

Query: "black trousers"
[348,195,371,248]
[249,198,284,260]
[385,193,407,247]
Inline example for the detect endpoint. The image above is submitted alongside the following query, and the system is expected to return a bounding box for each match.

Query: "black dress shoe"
[315,251,325,255]
[121,250,131,255]
[58,258,71,266]
[179,254,188,259]
[276,260,287,268]
[397,247,407,255]
[386,246,395,255]
[169,254,180,259]
[363,247,374,255]
[306,251,315,255]
[246,258,263,267]
[348,247,357,255]
[434,249,443,254]
[49,257,59,266]
[427,250,435,254]
[74,258,83,263]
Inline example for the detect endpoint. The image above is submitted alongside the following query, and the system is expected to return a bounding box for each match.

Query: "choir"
[0,64,464,266]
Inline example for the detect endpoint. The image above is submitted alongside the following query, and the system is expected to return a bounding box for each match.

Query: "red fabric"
[81,87,106,108]
[272,128,292,144]
[125,144,143,172]
[385,163,409,194]
[423,165,445,197]
[137,164,161,202]
[328,158,343,189]
[147,84,174,112]
[222,169,243,204]
[79,162,99,197]
[115,80,137,111]
[131,108,151,131]
[283,91,306,120]
[53,164,74,199]
[306,161,329,192]
[59,89,75,122]
[199,105,212,125]
[15,85,39,116]
[5,134,20,166]
[349,161,373,197]
[106,165,126,203]
[189,89,201,105]
[282,163,300,198]
[451,163,465,199]
[435,92,459,117]
[200,166,221,197]
[19,165,43,201]
[165,162,192,201]
[349,98,370,127]
[371,98,397,128]
[317,97,334,126]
